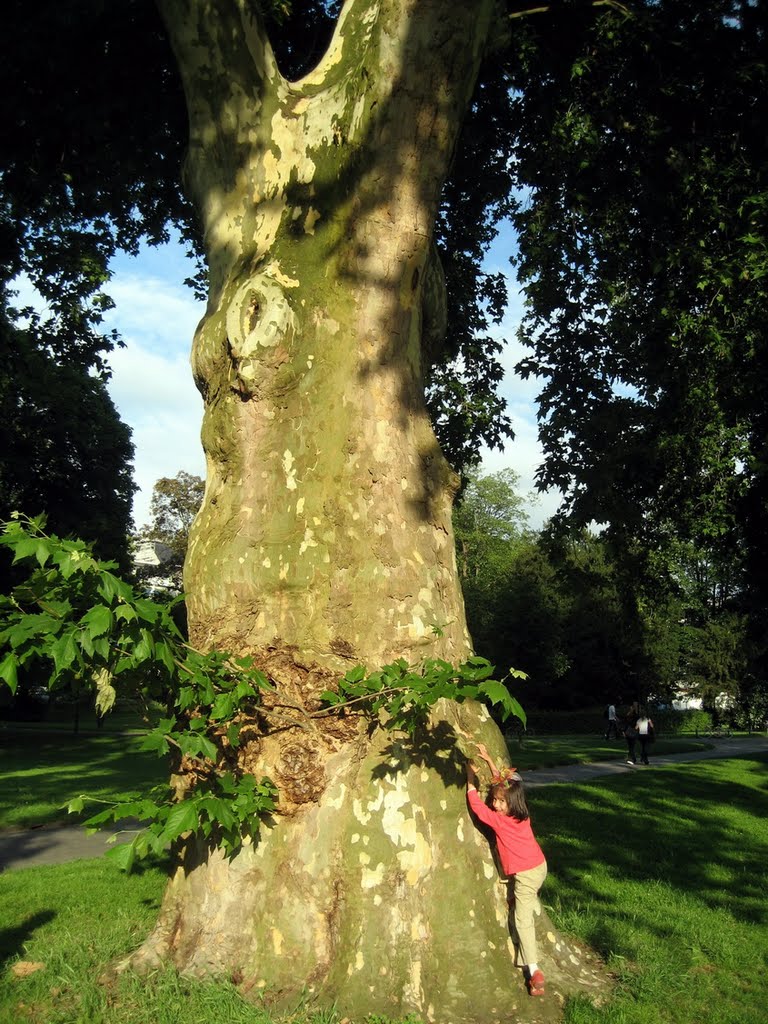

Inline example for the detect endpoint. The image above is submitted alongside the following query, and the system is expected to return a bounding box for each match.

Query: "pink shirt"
[467,788,546,876]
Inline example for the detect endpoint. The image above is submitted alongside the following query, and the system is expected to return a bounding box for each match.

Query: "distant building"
[132,539,181,594]
[133,539,174,567]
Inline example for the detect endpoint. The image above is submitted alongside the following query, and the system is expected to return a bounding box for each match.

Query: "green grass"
[506,733,710,770]
[1,755,766,1024]
[536,754,768,1024]
[0,729,717,831]
[2,699,153,734]
[0,856,346,1024]
[0,732,168,829]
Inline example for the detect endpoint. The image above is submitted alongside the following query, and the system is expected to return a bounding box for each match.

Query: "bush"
[518,707,608,735]
[508,705,714,736]
[651,707,713,735]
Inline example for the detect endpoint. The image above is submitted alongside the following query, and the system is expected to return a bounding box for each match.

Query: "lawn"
[1,754,766,1024]
[0,731,168,829]
[506,732,709,770]
[0,727,710,832]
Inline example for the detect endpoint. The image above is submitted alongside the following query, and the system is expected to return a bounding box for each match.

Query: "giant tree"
[1,0,627,1018]
[128,2,612,1017]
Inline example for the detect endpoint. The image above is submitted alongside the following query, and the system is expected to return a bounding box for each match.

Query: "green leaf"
[105,839,137,872]
[211,693,236,722]
[50,632,78,675]
[154,640,176,674]
[162,800,199,841]
[35,540,51,567]
[81,604,113,639]
[133,629,155,662]
[0,652,18,693]
[188,734,219,761]
[460,656,495,682]
[115,604,138,623]
[343,665,366,684]
[139,730,170,755]
[10,536,39,563]
[134,598,161,623]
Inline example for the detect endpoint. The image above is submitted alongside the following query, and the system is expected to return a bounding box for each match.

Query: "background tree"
[141,471,205,565]
[455,472,645,711]
[504,0,768,725]
[0,297,135,573]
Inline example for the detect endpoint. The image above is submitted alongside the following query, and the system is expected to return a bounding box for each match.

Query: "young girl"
[466,742,548,997]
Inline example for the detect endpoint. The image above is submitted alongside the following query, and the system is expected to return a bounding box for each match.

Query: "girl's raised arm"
[476,742,501,780]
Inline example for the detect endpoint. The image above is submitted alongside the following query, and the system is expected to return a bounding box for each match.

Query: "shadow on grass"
[0,909,57,969]
[533,753,768,955]
[0,732,169,828]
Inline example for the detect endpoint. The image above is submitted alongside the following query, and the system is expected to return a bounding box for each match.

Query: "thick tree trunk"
[130,1,613,1018]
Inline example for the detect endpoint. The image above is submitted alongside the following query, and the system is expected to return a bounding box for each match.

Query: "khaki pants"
[509,860,548,967]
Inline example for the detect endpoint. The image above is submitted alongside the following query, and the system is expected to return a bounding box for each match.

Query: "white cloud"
[101,250,206,529]
[104,274,204,356]
[105,339,205,529]
[477,276,562,530]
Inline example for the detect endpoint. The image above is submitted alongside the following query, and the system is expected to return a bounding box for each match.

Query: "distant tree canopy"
[453,470,632,708]
[141,471,205,566]
[455,470,762,718]
[507,1,768,585]
[0,299,135,570]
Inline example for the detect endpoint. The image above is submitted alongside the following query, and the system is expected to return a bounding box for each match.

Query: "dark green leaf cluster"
[504,0,768,563]
[430,60,519,471]
[320,656,527,733]
[0,514,277,866]
[0,306,136,569]
[73,771,278,872]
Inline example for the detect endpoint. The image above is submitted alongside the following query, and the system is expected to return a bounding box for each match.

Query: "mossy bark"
[129,2,614,1019]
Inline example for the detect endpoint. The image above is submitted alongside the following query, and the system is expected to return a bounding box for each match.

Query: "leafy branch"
[1,514,526,869]
[318,658,527,733]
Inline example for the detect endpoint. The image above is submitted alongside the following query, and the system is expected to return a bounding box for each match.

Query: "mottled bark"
[128,1,613,1018]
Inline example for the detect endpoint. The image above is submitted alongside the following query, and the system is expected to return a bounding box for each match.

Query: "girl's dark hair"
[488,780,529,821]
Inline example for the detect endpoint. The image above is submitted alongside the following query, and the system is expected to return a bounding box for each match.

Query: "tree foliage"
[0,300,135,570]
[506,1,768,563]
[0,515,525,868]
[142,471,205,565]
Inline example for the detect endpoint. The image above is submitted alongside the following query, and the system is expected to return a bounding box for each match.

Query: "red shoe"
[528,969,545,996]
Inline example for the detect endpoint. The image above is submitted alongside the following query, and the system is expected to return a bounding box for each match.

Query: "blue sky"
[104,233,561,530]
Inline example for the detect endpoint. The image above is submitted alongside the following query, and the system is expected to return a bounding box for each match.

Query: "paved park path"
[1,735,767,873]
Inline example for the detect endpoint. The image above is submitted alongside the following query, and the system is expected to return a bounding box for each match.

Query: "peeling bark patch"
[282,450,297,490]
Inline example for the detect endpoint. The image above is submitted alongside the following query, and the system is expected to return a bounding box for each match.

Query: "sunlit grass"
[507,733,709,770]
[0,732,168,829]
[534,754,768,1024]
[0,728,714,830]
[2,756,766,1023]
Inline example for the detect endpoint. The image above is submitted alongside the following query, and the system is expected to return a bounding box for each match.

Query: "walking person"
[635,708,655,765]
[467,742,548,997]
[623,702,640,764]
[604,702,620,740]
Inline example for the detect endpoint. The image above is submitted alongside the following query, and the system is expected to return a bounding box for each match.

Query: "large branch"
[154,0,283,205]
